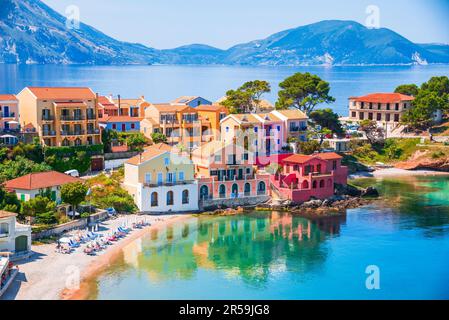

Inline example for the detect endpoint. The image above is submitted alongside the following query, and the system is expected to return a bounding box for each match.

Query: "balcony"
[60,115,85,121]
[42,130,56,137]
[0,112,15,118]
[87,128,100,135]
[143,180,195,188]
[61,130,85,136]
[42,115,55,121]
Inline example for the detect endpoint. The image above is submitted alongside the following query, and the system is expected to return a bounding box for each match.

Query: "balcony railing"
[0,112,15,118]
[42,130,56,137]
[61,130,85,136]
[42,115,55,121]
[60,115,85,121]
[143,180,195,188]
[87,129,100,134]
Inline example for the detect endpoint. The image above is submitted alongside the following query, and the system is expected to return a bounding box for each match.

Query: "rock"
[362,187,379,198]
[301,199,323,209]
[335,183,362,197]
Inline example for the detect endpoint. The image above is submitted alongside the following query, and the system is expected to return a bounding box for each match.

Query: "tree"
[126,132,147,151]
[421,76,449,97]
[0,187,21,213]
[359,120,385,146]
[61,182,88,217]
[276,72,335,115]
[0,156,52,183]
[309,108,344,136]
[394,84,419,97]
[298,140,322,155]
[21,196,57,225]
[151,132,168,144]
[402,91,447,129]
[221,80,271,113]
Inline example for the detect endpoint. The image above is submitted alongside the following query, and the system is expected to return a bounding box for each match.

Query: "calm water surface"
[88,176,449,300]
[1,64,449,116]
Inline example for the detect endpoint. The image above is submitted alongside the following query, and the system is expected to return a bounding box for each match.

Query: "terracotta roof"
[25,87,96,100]
[283,152,342,164]
[255,113,282,122]
[151,104,192,113]
[195,104,227,112]
[126,146,168,165]
[99,116,142,123]
[317,152,342,160]
[274,109,308,120]
[4,171,82,190]
[350,93,415,103]
[283,154,314,164]
[0,211,17,219]
[228,114,261,124]
[0,94,17,101]
[23,123,35,130]
[98,96,116,106]
[53,101,88,107]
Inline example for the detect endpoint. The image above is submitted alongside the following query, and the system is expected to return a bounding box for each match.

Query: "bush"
[298,140,321,155]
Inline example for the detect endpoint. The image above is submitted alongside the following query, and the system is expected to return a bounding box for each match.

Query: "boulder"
[335,183,362,197]
[362,187,379,198]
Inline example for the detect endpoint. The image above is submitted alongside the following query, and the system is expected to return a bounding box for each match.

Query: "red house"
[271,152,348,203]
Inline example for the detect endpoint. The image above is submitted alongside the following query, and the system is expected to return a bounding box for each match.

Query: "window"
[243,153,249,161]
[351,112,356,118]
[226,127,229,132]
[246,168,251,174]
[377,113,382,121]
[257,181,266,195]
[277,139,280,145]
[333,160,337,170]
[182,190,189,204]
[167,172,174,183]
[254,127,258,133]
[157,173,163,185]
[244,183,251,196]
[277,126,281,132]
[166,191,174,205]
[131,123,136,129]
[145,173,151,184]
[386,103,390,110]
[164,158,169,166]
[359,112,364,120]
[214,154,222,163]
[151,192,158,207]
[320,180,325,188]
[20,194,26,202]
[394,114,400,122]
[219,184,226,198]
[377,104,381,110]
[0,223,9,236]
[395,103,399,111]
[313,181,317,189]
[112,123,117,130]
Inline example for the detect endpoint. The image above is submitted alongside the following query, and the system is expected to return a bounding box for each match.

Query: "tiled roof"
[98,96,116,106]
[4,171,82,190]
[229,114,261,124]
[126,145,168,165]
[317,152,342,160]
[195,104,227,112]
[25,87,96,100]
[99,116,142,123]
[0,94,17,101]
[283,152,342,164]
[350,93,415,103]
[151,104,192,112]
[53,102,88,107]
[0,211,17,219]
[274,109,308,120]
[255,113,282,122]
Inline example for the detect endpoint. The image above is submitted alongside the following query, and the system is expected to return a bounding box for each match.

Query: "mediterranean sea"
[1,64,449,116]
[86,176,449,300]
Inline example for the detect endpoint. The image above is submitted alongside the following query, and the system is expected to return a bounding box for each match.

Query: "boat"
[0,255,19,298]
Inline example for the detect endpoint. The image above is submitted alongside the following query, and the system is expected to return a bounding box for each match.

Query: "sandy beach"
[1,213,188,300]
[349,168,449,180]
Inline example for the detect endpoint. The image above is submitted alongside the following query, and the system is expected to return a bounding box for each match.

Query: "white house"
[0,211,32,256]
[123,143,199,213]
[4,171,82,204]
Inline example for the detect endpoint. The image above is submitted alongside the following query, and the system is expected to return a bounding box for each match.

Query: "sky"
[42,0,449,49]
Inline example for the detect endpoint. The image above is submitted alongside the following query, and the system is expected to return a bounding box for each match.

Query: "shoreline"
[349,168,449,180]
[1,213,191,300]
[62,214,191,300]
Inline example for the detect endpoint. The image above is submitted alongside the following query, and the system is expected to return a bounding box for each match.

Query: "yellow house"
[123,143,199,212]
[16,87,101,147]
[195,104,228,141]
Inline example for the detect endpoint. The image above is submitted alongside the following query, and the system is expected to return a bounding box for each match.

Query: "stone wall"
[32,210,108,240]
[199,195,270,211]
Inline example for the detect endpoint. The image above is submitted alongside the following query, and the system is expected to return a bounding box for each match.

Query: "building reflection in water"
[119,211,347,286]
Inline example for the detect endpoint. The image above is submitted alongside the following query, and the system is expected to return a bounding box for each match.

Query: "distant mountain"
[223,20,449,65]
[0,0,159,64]
[1,0,448,66]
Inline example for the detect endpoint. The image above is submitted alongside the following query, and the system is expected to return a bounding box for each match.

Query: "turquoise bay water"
[1,64,449,116]
[89,176,449,300]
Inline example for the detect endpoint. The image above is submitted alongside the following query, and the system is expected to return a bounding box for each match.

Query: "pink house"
[271,152,348,203]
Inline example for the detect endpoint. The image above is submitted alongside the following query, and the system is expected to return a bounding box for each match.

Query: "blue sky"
[43,0,449,49]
